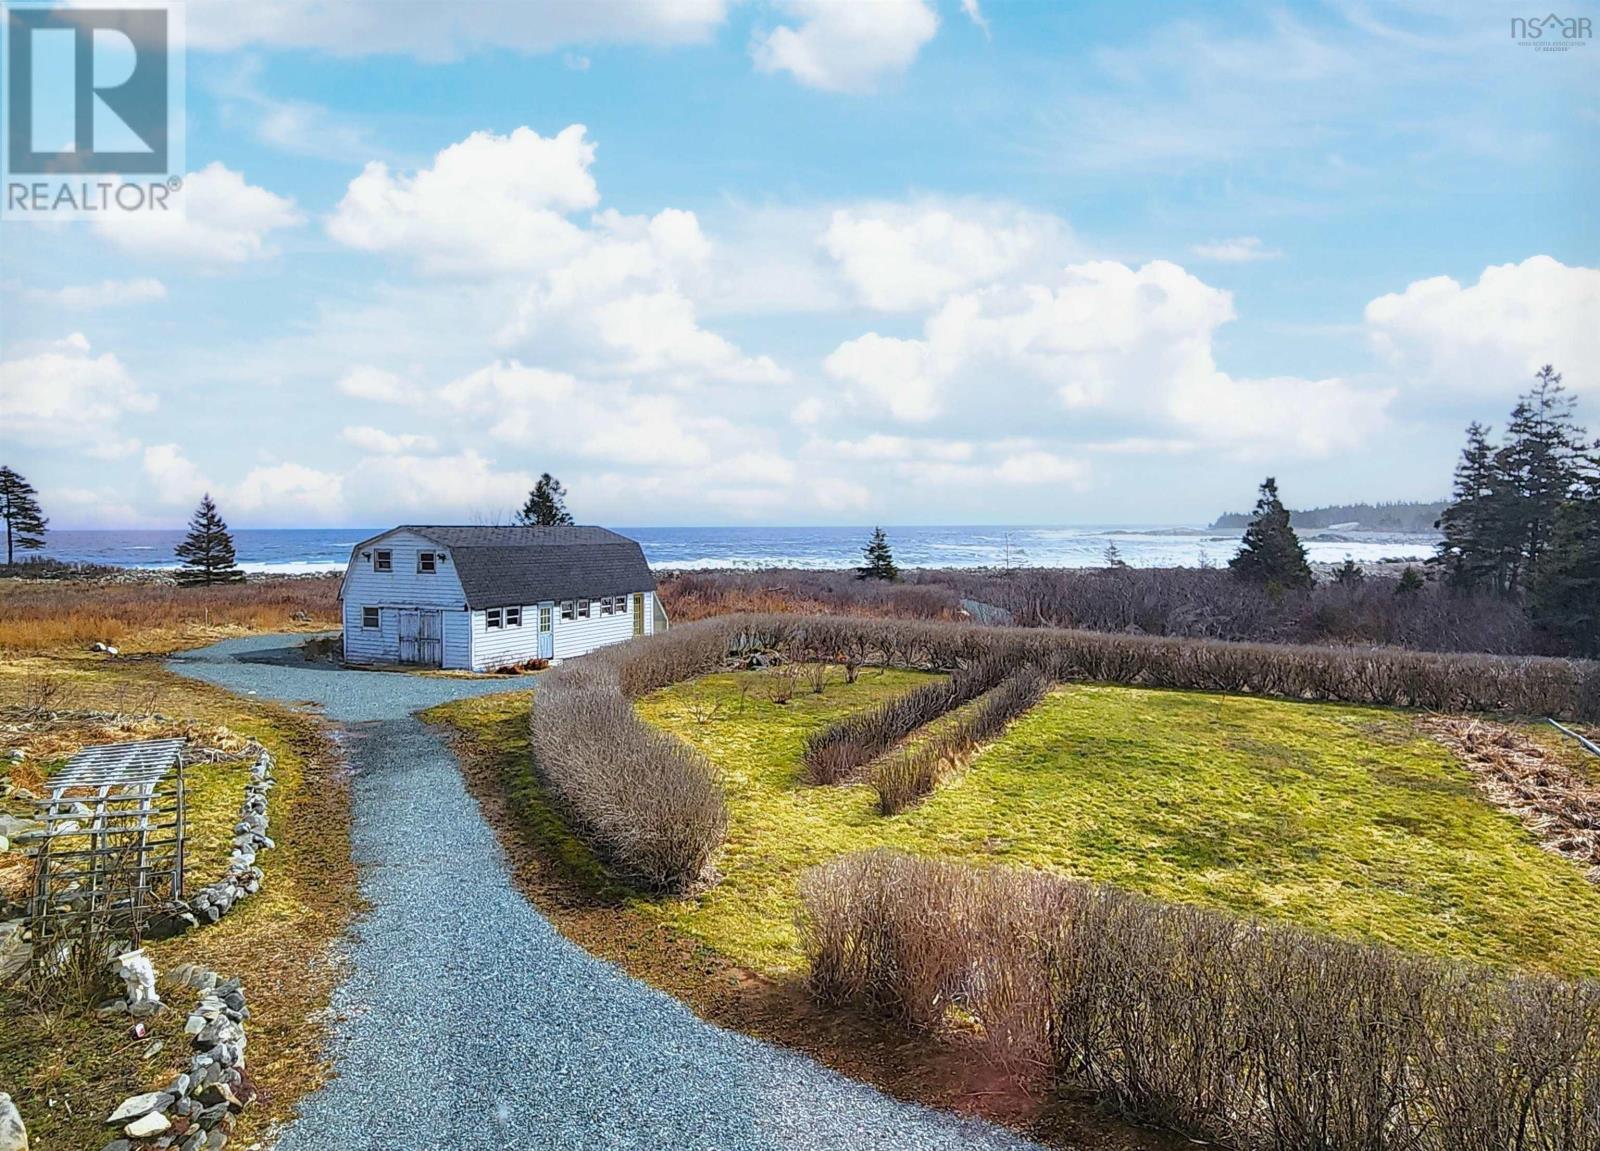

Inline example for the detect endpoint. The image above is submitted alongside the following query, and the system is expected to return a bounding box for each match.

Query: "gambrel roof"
[354,524,656,610]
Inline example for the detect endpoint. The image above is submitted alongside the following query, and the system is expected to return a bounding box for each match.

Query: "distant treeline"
[1210,500,1446,533]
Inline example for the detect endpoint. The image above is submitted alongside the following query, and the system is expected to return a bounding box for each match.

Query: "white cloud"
[327,126,597,276]
[823,202,1072,311]
[339,426,438,454]
[753,0,939,92]
[336,365,423,404]
[183,0,729,59]
[824,434,973,462]
[825,332,940,421]
[822,258,1393,458]
[992,450,1091,486]
[0,333,156,450]
[142,443,211,507]
[1364,256,1600,396]
[95,163,303,267]
[961,0,990,36]
[232,462,345,520]
[1191,236,1282,263]
[345,449,533,517]
[25,279,167,309]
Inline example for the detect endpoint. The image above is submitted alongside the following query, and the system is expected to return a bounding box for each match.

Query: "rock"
[124,1111,171,1139]
[180,1131,206,1151]
[100,1141,130,1151]
[0,1092,27,1151]
[184,1014,206,1036]
[5,749,22,762]
[194,1084,239,1112]
[106,1091,172,1124]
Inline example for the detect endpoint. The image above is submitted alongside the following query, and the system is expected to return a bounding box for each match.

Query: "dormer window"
[418,551,437,574]
[374,549,392,572]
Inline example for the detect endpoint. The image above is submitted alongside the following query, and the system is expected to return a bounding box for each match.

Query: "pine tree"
[857,527,898,581]
[1103,542,1128,568]
[516,473,574,527]
[175,494,243,586]
[1229,477,1312,590]
[1395,565,1425,597]
[0,466,48,565]
[1333,558,1365,587]
[1531,440,1600,656]
[1434,421,1503,593]
[1495,366,1586,593]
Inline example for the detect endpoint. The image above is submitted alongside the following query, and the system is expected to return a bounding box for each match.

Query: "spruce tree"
[1229,477,1313,590]
[1495,366,1586,592]
[516,473,574,527]
[1395,565,1425,597]
[1531,440,1600,656]
[0,466,48,565]
[1435,421,1503,593]
[1333,558,1365,587]
[857,527,898,581]
[175,494,243,586]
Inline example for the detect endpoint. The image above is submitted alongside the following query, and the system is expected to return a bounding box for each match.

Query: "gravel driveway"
[170,635,1044,1151]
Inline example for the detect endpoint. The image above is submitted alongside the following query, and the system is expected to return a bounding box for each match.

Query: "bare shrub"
[799,849,1600,1151]
[873,666,1050,814]
[530,658,726,891]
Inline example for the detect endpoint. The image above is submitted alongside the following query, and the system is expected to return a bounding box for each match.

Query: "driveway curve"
[170,635,1044,1151]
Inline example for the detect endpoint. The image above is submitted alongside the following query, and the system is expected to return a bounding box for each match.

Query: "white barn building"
[339,525,664,670]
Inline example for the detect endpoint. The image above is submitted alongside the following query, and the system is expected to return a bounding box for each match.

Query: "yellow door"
[632,593,645,636]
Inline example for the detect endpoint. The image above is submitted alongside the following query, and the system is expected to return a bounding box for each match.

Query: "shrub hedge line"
[801,850,1600,1151]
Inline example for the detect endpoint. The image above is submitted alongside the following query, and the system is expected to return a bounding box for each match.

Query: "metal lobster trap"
[27,738,187,963]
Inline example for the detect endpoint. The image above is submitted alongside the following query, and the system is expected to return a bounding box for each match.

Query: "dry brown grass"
[0,620,355,1148]
[801,849,1600,1151]
[1422,715,1600,882]
[0,574,341,654]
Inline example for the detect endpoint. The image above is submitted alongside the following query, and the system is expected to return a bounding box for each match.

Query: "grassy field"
[625,669,1600,978]
[0,624,355,1147]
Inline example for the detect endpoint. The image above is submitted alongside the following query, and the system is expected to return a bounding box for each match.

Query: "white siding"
[551,595,638,661]
[470,604,548,670]
[341,530,470,667]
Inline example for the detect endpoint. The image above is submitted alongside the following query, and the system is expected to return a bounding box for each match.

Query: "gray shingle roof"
[399,525,655,610]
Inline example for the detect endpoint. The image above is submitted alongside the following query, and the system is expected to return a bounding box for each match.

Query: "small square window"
[505,607,522,627]
[418,551,436,573]
[578,598,591,618]
[362,606,380,629]
[374,550,392,572]
[561,601,575,620]
[620,594,631,612]
[486,608,502,629]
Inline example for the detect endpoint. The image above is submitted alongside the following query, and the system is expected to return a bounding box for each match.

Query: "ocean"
[29,525,1436,574]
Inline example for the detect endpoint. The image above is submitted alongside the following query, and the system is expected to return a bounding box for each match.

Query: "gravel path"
[170,635,1044,1151]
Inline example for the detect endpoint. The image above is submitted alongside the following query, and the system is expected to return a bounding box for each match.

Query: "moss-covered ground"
[626,669,1600,977]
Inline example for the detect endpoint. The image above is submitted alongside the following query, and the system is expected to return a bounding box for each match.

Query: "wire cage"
[27,738,187,968]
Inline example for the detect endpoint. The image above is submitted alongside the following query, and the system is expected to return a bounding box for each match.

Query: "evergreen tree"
[1395,566,1425,597]
[175,494,243,586]
[1103,542,1128,568]
[1531,440,1600,656]
[1229,477,1313,590]
[1495,366,1586,593]
[1333,557,1364,587]
[516,473,574,526]
[0,466,48,565]
[857,527,898,581]
[1434,421,1504,593]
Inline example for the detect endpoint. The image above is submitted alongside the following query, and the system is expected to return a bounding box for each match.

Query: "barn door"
[398,610,421,663]
[632,593,645,636]
[418,610,442,666]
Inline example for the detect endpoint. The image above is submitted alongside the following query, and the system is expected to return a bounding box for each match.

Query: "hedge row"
[871,666,1049,814]
[801,850,1600,1151]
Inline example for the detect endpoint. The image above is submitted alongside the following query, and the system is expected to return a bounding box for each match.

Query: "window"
[600,597,613,616]
[362,606,380,629]
[620,594,631,613]
[579,598,591,618]
[486,608,502,629]
[561,600,575,620]
[374,550,392,572]
[505,607,522,627]
[417,551,436,573]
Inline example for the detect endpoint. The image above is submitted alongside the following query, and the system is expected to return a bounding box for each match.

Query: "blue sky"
[1,0,1596,528]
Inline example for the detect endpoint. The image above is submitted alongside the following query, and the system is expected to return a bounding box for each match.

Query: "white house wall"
[341,530,471,668]
[467,591,657,670]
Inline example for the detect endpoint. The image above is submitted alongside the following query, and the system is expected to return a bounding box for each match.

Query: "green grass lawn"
[635,669,1600,978]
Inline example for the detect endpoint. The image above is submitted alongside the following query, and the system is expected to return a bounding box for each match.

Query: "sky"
[1,0,1597,529]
